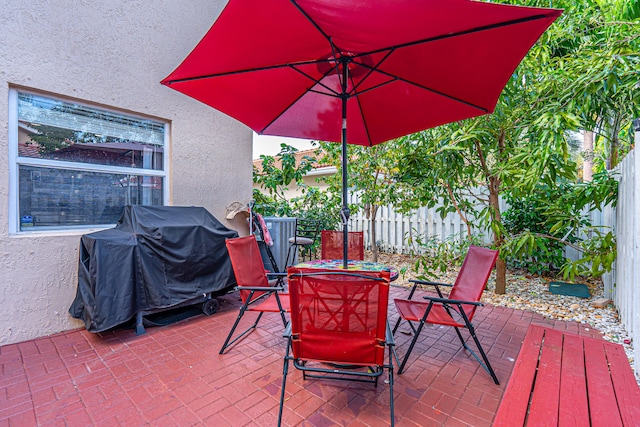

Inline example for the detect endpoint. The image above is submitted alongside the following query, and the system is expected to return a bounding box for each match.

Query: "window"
[9,89,168,232]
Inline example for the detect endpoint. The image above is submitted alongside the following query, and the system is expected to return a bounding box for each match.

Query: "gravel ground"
[369,251,638,383]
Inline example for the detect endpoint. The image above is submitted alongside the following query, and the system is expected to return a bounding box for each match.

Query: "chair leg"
[274,294,288,327]
[393,316,418,336]
[387,344,395,426]
[465,325,500,385]
[397,320,427,375]
[278,338,292,427]
[219,309,264,354]
[450,323,499,384]
[392,316,402,334]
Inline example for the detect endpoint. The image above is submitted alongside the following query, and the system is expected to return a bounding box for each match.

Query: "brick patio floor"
[0,285,601,426]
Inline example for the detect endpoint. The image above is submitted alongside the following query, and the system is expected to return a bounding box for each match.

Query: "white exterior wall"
[0,1,252,345]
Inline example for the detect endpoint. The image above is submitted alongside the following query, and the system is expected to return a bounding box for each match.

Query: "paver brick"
[0,286,615,426]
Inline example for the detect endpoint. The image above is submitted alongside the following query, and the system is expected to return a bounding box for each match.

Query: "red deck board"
[605,342,640,426]
[584,338,623,427]
[494,325,640,427]
[527,327,562,426]
[558,333,589,427]
[492,325,544,427]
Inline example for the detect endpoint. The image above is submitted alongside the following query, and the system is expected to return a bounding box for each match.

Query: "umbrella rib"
[257,87,309,134]
[257,58,345,134]
[350,49,395,95]
[289,0,352,98]
[163,13,557,92]
[289,0,334,49]
[289,65,340,97]
[351,90,374,147]
[346,48,487,111]
[256,79,337,134]
[352,64,489,113]
[352,13,559,60]
[253,63,342,133]
[163,58,333,85]
[351,79,397,97]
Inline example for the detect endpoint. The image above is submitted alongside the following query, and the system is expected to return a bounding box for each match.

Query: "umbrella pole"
[340,58,349,269]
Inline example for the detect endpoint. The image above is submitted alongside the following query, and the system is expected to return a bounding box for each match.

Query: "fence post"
[631,120,640,377]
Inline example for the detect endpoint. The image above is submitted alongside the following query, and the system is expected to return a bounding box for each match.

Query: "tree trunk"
[474,133,506,294]
[494,255,507,295]
[370,205,379,262]
[445,183,473,237]
[609,134,619,169]
[583,130,594,182]
[488,176,507,294]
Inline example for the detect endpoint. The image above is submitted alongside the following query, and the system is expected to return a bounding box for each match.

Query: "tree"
[394,0,638,293]
[530,0,640,171]
[318,140,412,262]
[396,46,579,293]
[27,125,76,155]
[252,143,342,237]
[253,143,316,205]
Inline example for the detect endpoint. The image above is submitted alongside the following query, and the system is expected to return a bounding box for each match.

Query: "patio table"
[294,259,399,282]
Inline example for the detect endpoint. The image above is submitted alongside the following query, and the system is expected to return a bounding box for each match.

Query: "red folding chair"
[278,267,395,426]
[219,235,290,354]
[393,246,500,384]
[320,230,364,260]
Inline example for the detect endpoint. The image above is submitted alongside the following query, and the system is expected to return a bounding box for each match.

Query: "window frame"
[8,88,170,235]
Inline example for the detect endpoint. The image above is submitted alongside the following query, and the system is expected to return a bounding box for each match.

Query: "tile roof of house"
[18,141,41,158]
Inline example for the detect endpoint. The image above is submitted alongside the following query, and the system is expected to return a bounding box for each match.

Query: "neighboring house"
[0,1,252,345]
[253,148,336,198]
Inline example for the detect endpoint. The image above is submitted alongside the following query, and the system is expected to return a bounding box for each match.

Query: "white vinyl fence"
[604,123,639,374]
[349,193,504,253]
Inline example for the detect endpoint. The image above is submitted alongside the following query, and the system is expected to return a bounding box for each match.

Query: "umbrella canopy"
[162,0,561,264]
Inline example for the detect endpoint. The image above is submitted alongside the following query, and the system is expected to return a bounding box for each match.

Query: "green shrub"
[502,192,564,275]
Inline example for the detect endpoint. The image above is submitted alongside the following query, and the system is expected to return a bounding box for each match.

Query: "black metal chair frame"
[219,235,289,354]
[219,277,288,354]
[284,218,320,267]
[250,210,281,273]
[393,279,499,384]
[278,270,395,426]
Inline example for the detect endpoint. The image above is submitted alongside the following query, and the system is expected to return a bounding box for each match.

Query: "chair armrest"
[266,272,287,278]
[409,279,453,288]
[422,295,483,306]
[266,272,287,285]
[408,279,452,299]
[237,285,286,292]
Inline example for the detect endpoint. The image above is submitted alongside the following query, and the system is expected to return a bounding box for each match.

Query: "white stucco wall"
[0,0,253,345]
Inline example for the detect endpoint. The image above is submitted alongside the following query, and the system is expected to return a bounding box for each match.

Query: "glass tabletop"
[294,259,399,281]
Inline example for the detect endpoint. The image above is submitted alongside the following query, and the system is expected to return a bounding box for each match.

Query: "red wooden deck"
[493,325,640,427]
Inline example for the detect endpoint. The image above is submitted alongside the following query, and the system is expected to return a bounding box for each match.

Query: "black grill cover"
[70,205,238,332]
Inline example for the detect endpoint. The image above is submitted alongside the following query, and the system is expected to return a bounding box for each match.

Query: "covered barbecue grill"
[70,205,238,334]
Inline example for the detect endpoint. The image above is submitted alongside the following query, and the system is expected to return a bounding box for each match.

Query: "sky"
[252,133,314,159]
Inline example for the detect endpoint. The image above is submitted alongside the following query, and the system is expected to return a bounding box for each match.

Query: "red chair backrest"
[225,235,270,303]
[449,245,499,320]
[320,230,364,260]
[287,267,390,366]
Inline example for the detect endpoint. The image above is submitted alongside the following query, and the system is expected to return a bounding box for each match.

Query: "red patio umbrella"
[161,0,561,266]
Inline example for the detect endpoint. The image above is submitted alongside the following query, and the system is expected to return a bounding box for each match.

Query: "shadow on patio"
[0,285,600,426]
